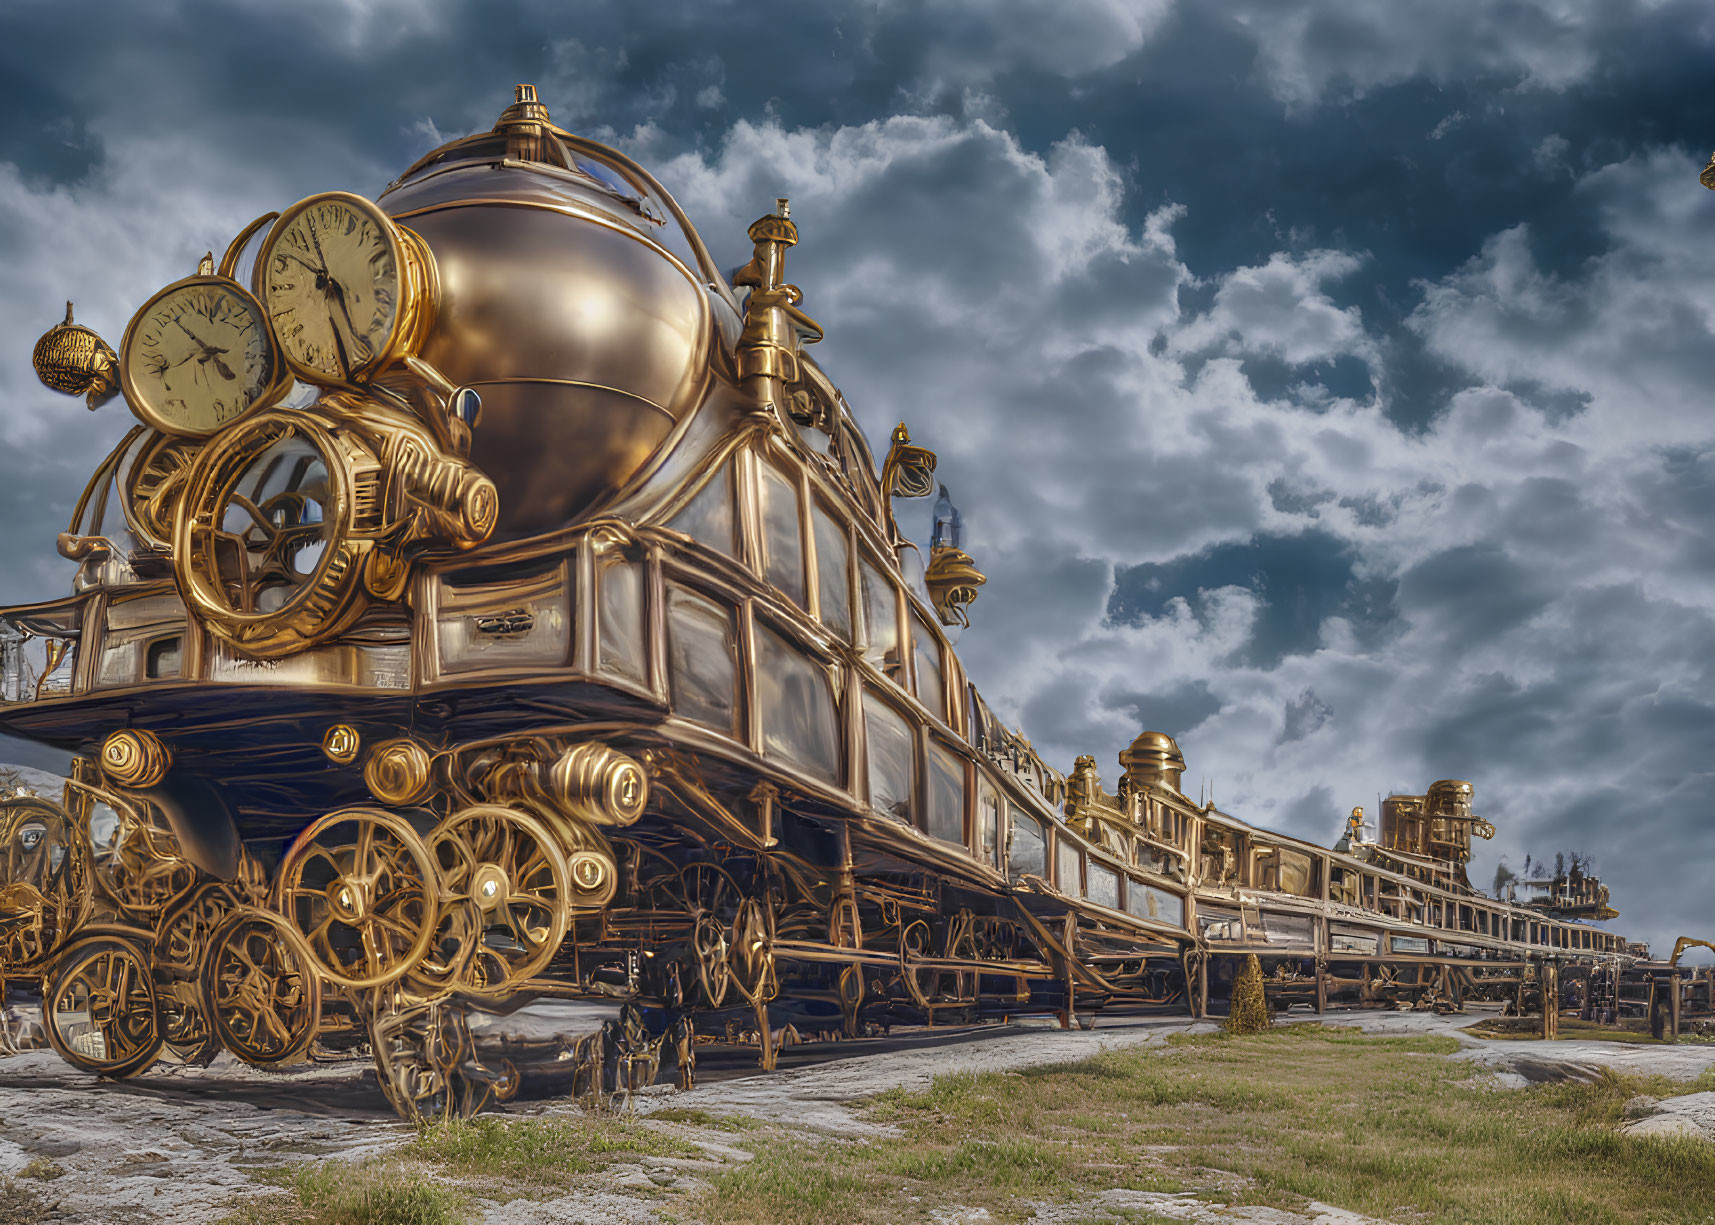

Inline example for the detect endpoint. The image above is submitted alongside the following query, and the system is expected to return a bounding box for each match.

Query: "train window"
[912,610,945,721]
[1057,838,1081,897]
[597,558,647,685]
[1392,935,1430,954]
[1008,806,1045,880]
[1087,862,1119,909]
[669,462,736,557]
[1198,904,1244,943]
[755,622,840,784]
[759,463,806,607]
[811,501,852,640]
[437,566,572,674]
[859,557,903,683]
[666,584,738,734]
[864,691,915,823]
[1126,881,1184,926]
[926,742,964,845]
[1330,923,1379,954]
[977,779,1000,867]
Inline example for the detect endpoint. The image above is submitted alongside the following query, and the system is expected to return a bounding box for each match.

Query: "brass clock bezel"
[118,274,290,439]
[254,191,438,391]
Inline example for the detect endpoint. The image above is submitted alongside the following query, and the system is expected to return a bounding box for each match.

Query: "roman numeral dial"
[256,192,435,387]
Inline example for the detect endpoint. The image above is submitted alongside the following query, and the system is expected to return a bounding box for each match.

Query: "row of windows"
[666,450,953,728]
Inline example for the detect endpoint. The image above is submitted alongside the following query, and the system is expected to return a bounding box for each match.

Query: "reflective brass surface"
[924,543,986,627]
[101,729,171,788]
[322,724,361,764]
[1119,730,1186,794]
[366,738,433,805]
[33,303,119,410]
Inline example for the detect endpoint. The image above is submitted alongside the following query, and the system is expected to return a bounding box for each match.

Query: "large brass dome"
[377,87,738,539]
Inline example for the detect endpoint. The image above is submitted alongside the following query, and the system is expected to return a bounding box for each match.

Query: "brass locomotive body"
[0,87,1695,1121]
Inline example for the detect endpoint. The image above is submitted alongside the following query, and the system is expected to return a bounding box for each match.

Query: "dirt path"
[0,1005,1708,1224]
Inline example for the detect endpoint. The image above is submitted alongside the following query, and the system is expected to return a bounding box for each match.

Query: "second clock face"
[120,280,279,436]
[262,194,401,383]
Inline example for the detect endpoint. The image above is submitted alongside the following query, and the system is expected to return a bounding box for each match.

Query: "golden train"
[0,87,1702,1122]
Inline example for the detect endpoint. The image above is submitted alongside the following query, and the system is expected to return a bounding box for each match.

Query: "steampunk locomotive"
[0,86,1692,1122]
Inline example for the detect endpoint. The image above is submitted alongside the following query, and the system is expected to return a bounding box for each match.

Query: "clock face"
[120,280,280,436]
[262,195,401,383]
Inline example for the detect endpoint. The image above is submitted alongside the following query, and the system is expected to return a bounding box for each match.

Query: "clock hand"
[324,277,373,364]
[173,317,237,382]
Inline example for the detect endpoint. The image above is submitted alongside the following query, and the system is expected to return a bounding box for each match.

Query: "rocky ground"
[0,1004,1710,1225]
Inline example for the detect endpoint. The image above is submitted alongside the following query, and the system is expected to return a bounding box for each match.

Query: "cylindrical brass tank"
[377,90,727,539]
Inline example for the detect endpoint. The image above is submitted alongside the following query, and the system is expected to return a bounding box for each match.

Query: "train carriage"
[0,86,1696,1123]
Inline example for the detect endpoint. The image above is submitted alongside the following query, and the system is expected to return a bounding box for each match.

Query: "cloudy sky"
[3,0,1714,955]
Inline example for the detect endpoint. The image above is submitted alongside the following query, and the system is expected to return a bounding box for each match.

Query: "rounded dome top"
[372,86,739,540]
[1119,731,1186,794]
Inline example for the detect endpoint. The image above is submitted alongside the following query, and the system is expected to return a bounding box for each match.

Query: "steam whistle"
[734,199,824,407]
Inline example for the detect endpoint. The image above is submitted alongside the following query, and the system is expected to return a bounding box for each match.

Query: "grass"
[215,1112,700,1224]
[410,1114,696,1185]
[13,1161,60,1182]
[690,1023,1715,1225]
[0,1180,49,1225]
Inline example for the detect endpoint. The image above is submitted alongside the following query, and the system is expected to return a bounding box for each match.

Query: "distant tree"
[1523,854,1534,880]
[1492,860,1517,899]
[1226,954,1272,1035]
[1554,851,1566,879]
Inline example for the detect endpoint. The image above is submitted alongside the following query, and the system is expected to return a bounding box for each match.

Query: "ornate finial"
[1701,151,1715,191]
[197,251,215,276]
[32,301,119,410]
[880,422,938,498]
[733,198,822,409]
[494,83,556,162]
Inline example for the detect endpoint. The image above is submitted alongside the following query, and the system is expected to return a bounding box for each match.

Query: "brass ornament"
[733,198,823,397]
[322,724,361,764]
[173,398,495,659]
[924,544,986,627]
[203,907,323,1067]
[256,191,438,388]
[546,742,648,827]
[100,729,171,788]
[880,422,938,497]
[32,302,119,410]
[119,431,202,554]
[366,738,434,806]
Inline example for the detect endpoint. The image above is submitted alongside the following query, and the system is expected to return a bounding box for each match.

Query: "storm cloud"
[1,0,1712,954]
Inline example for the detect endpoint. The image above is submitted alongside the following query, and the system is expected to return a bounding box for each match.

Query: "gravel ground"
[0,1004,1709,1225]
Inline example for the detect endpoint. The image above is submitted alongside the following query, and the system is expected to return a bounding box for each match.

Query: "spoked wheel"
[43,935,162,1078]
[691,914,730,1007]
[369,993,506,1125]
[0,797,91,973]
[418,805,571,997]
[276,808,437,989]
[203,908,322,1067]
[838,963,865,1037]
[153,883,239,1065]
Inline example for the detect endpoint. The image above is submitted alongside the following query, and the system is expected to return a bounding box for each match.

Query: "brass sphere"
[100,729,170,789]
[566,849,616,906]
[33,304,117,399]
[365,739,434,807]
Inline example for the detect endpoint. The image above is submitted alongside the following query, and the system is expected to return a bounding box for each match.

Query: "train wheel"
[203,908,322,1067]
[43,935,162,1078]
[153,883,238,1065]
[419,806,570,997]
[276,808,437,989]
[0,797,92,972]
[838,963,865,1037]
[691,913,730,1007]
[369,994,498,1124]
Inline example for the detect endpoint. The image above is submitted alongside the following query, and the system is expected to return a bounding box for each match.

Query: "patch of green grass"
[0,1179,50,1225]
[13,1160,60,1182]
[693,1022,1715,1225]
[214,1162,469,1225]
[648,1106,753,1131]
[411,1114,697,1186]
